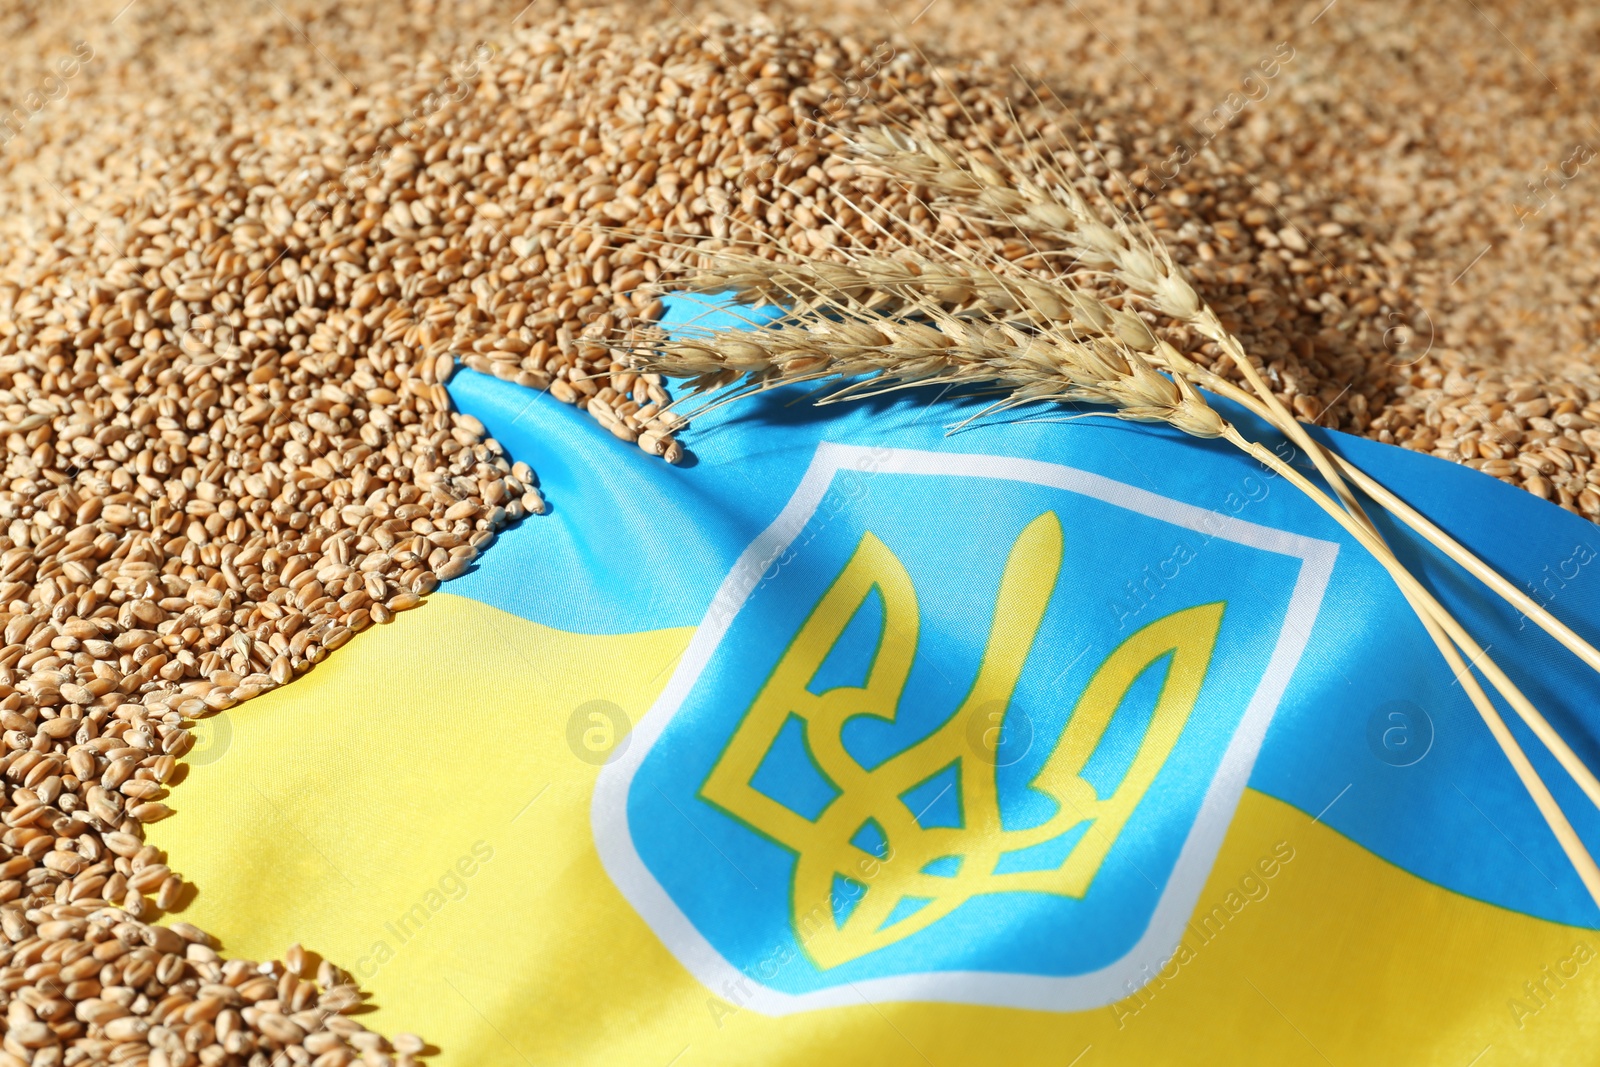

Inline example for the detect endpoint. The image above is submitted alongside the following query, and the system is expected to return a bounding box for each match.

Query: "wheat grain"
[0,0,1592,1060]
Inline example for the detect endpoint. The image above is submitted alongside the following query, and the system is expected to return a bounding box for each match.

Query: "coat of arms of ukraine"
[595,444,1335,1013]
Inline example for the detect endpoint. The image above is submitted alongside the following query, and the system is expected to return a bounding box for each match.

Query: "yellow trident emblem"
[701,511,1225,969]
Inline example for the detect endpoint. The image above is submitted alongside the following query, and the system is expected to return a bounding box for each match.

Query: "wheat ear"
[640,298,1229,439]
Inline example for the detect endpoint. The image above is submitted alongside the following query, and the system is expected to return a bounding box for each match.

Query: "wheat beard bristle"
[638,271,1228,440]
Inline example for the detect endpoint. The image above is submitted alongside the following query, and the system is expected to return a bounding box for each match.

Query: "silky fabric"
[150,296,1600,1064]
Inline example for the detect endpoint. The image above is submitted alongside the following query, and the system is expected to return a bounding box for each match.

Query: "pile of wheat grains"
[0,0,1594,1063]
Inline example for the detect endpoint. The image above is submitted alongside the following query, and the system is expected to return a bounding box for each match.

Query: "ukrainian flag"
[149,299,1600,1064]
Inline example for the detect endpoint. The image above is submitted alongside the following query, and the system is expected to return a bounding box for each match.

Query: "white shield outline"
[593,442,1338,1013]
